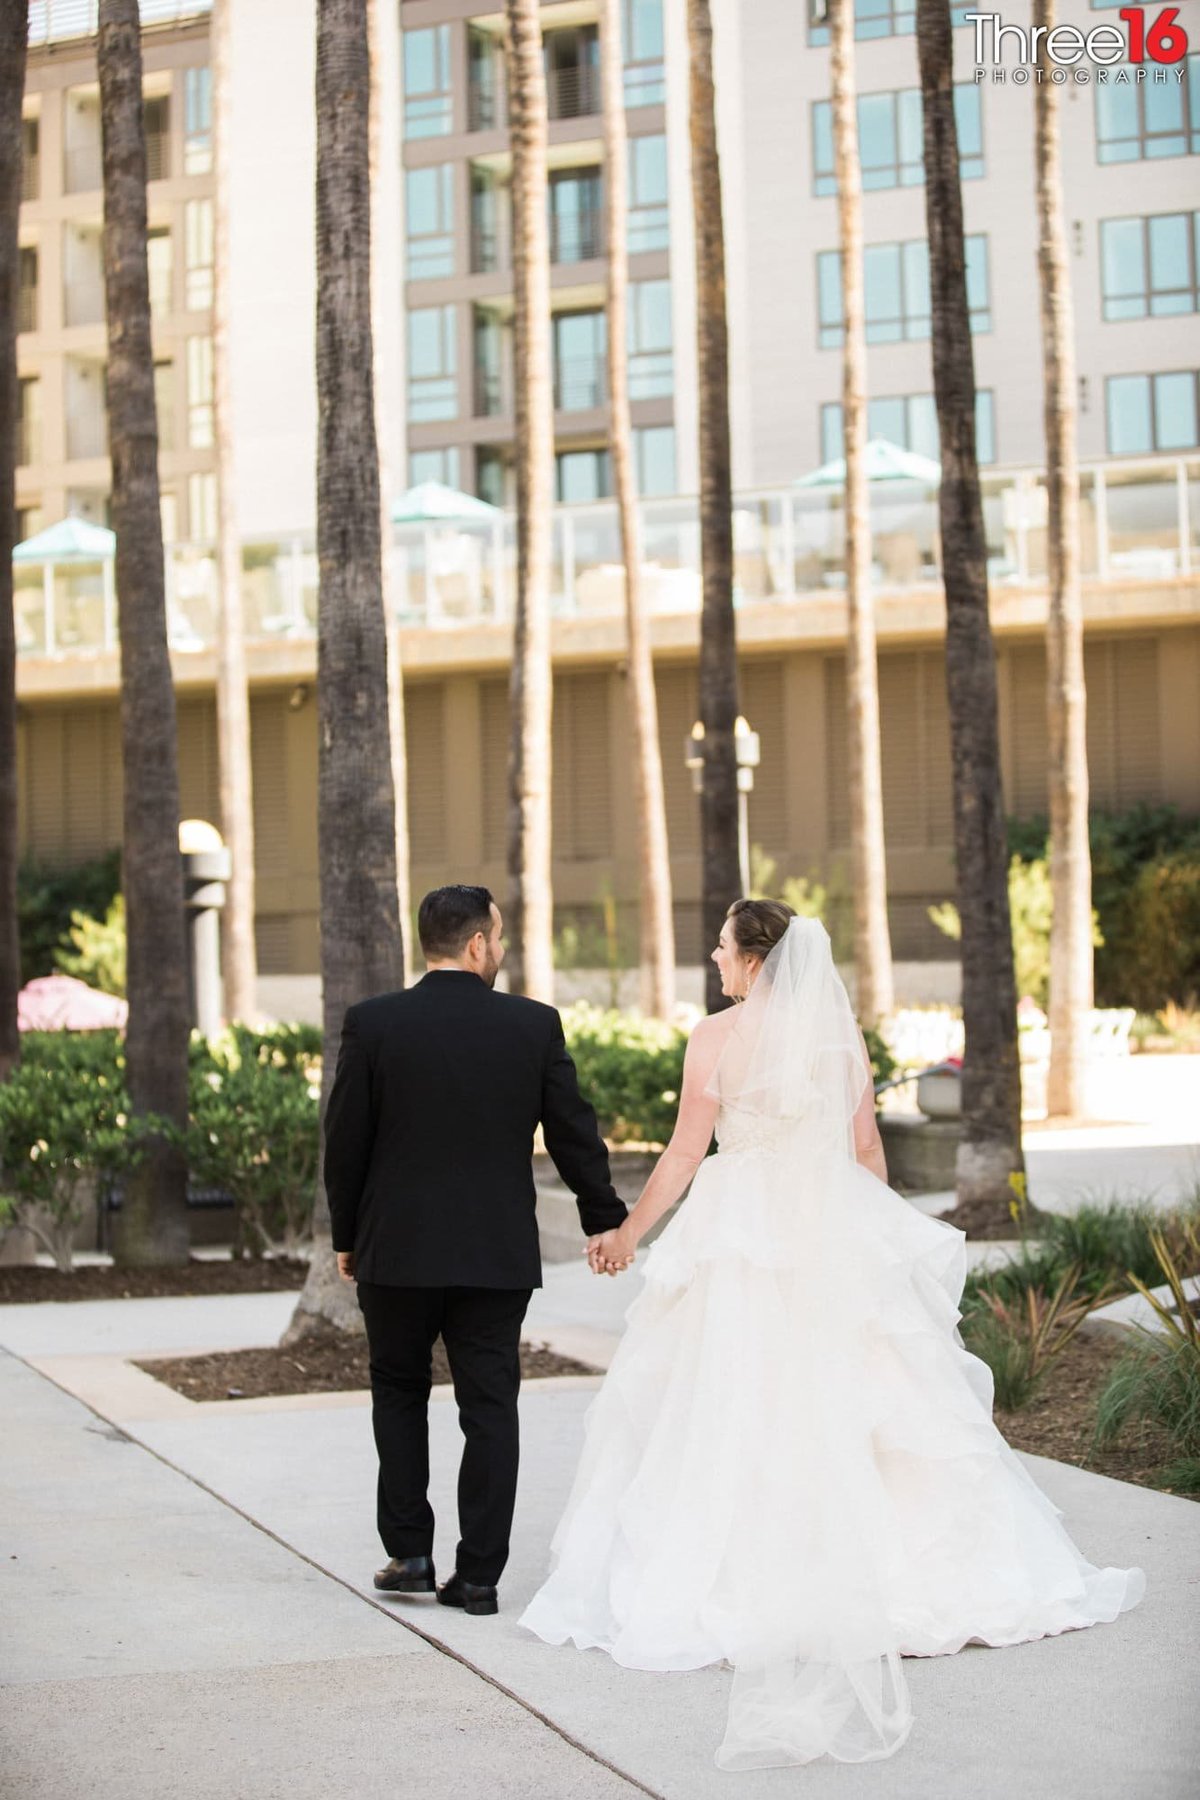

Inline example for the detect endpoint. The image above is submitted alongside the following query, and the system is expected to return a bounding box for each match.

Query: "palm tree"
[0,0,27,1083]
[1034,0,1091,1119]
[830,0,894,1026]
[504,0,555,1002]
[287,0,402,1342]
[368,0,413,978]
[687,0,739,1013]
[211,0,258,1026]
[600,0,675,1018]
[916,0,1025,1229]
[98,0,190,1263]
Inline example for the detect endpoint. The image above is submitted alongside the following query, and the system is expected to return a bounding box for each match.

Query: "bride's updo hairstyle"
[726,897,795,965]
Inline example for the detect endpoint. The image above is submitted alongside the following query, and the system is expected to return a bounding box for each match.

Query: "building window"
[820,390,996,467]
[1096,54,1199,162]
[817,234,990,346]
[637,422,676,495]
[629,278,673,398]
[545,26,601,122]
[556,446,610,503]
[17,376,40,467]
[406,165,455,281]
[148,226,172,315]
[809,0,973,45]
[554,310,607,411]
[404,25,454,139]
[184,198,213,309]
[408,305,458,422]
[408,446,462,489]
[154,360,174,453]
[18,245,37,334]
[186,336,213,448]
[624,0,665,107]
[184,66,212,175]
[1106,370,1199,453]
[21,116,38,202]
[476,446,506,507]
[1101,212,1200,319]
[812,84,982,195]
[143,96,170,182]
[189,470,217,541]
[550,168,603,264]
[629,133,669,253]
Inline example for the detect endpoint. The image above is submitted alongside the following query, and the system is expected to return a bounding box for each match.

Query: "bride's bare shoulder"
[688,1007,739,1048]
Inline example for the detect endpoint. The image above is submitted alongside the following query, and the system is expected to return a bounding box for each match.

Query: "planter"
[916,1065,962,1119]
[879,1114,961,1194]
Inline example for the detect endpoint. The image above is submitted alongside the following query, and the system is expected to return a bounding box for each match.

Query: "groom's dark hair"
[418,885,496,960]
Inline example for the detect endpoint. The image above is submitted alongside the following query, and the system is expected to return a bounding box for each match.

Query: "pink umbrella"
[17,975,128,1033]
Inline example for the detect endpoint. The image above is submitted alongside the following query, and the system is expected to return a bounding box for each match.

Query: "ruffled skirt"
[519,1144,1145,1770]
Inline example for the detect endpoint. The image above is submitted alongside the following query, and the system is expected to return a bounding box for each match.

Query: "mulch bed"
[994,1328,1193,1500]
[0,1258,308,1305]
[136,1328,599,1402]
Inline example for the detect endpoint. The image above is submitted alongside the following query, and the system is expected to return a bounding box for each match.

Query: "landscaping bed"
[136,1330,598,1401]
[994,1329,1188,1499]
[0,1257,308,1305]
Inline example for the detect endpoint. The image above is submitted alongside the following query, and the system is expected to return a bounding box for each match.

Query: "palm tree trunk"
[916,0,1025,1229]
[601,0,675,1018]
[1034,0,1091,1120]
[687,0,739,1014]
[368,0,412,979]
[98,0,190,1263]
[505,0,555,1001]
[287,0,402,1342]
[831,0,894,1027]
[211,0,258,1026]
[0,0,27,1083]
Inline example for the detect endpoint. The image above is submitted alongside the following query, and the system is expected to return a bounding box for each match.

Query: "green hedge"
[563,1004,895,1148]
[1008,805,1200,1010]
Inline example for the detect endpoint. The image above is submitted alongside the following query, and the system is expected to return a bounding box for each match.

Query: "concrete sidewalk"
[2,1281,1198,1799]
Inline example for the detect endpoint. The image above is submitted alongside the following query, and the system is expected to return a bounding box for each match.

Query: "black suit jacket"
[322,971,627,1288]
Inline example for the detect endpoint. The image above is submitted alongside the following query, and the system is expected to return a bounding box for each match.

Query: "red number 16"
[1119,7,1189,64]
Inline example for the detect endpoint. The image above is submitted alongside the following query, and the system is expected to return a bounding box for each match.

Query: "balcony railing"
[551,204,603,265]
[468,76,504,133]
[554,354,606,412]
[18,286,37,334]
[470,219,508,275]
[29,0,211,45]
[21,151,39,203]
[546,63,601,121]
[16,417,40,468]
[473,363,508,418]
[64,142,102,194]
[64,277,105,328]
[13,457,1200,655]
[66,412,107,460]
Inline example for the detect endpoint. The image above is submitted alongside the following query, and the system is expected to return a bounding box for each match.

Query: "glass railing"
[29,0,211,45]
[12,455,1199,658]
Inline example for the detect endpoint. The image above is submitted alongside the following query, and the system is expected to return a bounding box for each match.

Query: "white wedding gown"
[520,923,1145,1771]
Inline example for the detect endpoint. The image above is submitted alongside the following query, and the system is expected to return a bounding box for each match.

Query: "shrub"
[55,893,126,996]
[18,850,122,984]
[562,1005,687,1146]
[1037,1199,1200,1298]
[1008,805,1200,1008]
[929,855,1101,1009]
[0,1032,159,1272]
[960,1262,1106,1409]
[187,1027,321,1256]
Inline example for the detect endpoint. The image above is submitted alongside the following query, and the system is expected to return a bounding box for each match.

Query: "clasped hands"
[585,1224,637,1277]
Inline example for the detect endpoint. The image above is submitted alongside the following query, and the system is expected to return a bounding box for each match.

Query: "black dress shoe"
[374,1554,436,1594]
[436,1572,499,1615]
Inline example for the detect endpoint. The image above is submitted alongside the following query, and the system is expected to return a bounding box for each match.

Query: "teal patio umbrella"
[13,514,116,654]
[390,481,501,524]
[794,437,942,490]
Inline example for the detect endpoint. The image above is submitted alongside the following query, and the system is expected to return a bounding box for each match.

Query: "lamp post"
[179,819,231,1039]
[685,715,760,897]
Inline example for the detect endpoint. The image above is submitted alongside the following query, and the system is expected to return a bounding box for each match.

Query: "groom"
[324,884,628,1616]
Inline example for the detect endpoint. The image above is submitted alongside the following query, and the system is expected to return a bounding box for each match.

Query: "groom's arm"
[540,1014,628,1237]
[323,1005,374,1254]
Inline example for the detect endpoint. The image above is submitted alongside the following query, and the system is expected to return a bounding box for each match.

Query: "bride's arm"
[597,1017,723,1262]
[852,1027,889,1183]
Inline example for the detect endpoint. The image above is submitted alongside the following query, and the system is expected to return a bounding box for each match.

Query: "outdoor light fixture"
[288,682,310,710]
[684,715,760,895]
[684,719,706,795]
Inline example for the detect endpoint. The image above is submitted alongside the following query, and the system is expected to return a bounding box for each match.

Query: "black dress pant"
[356,1282,531,1587]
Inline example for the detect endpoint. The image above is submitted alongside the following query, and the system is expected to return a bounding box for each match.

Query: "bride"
[519,899,1145,1771]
